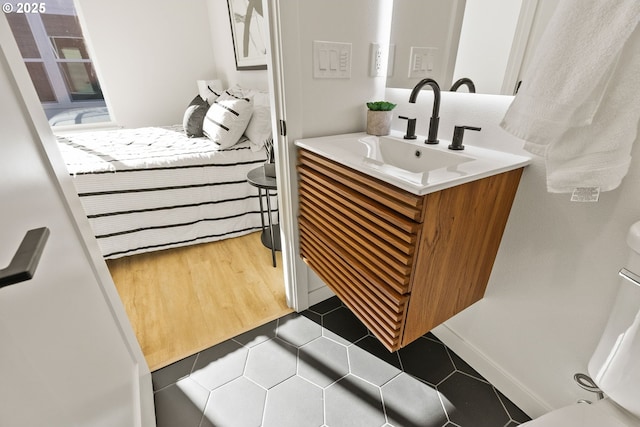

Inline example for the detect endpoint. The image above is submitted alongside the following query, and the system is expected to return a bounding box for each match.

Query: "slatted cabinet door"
[298,148,523,351]
[299,150,420,350]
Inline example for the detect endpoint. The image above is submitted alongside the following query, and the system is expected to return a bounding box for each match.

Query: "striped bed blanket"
[56,125,275,259]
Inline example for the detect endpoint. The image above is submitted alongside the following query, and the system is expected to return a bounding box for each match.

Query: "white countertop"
[295,132,531,195]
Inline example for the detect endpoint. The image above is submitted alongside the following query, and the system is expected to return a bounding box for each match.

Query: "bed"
[56,124,275,259]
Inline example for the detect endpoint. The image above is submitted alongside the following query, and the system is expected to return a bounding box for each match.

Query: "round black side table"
[247,166,280,267]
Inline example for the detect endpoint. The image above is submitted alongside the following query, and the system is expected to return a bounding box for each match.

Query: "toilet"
[522,221,640,427]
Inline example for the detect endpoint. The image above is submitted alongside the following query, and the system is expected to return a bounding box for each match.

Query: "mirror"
[386,0,532,95]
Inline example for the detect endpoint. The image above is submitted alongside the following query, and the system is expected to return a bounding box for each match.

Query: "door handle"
[0,227,50,289]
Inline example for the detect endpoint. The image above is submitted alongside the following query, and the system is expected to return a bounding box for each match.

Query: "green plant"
[366,101,396,111]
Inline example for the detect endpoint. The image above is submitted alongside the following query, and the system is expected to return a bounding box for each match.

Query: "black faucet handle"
[399,115,417,140]
[449,125,481,150]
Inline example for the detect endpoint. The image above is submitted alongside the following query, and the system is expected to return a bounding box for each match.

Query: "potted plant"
[366,101,396,136]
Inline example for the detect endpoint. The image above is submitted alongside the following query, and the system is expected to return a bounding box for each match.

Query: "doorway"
[6,0,296,372]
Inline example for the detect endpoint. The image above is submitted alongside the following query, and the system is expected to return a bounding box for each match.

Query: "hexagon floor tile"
[245,338,297,389]
[204,377,266,426]
[153,297,531,427]
[298,336,349,387]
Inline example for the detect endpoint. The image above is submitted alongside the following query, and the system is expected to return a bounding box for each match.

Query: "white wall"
[77,0,272,127]
[282,0,390,138]
[206,0,269,91]
[385,89,640,417]
[76,0,217,127]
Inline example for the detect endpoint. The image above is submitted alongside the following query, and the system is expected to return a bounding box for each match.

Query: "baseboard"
[432,323,552,419]
[307,285,335,307]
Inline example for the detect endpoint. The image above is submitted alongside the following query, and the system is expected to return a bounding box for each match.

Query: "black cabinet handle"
[0,227,49,289]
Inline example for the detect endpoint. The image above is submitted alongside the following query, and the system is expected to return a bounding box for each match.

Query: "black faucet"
[408,78,440,144]
[449,125,481,150]
[450,78,476,93]
[398,116,417,139]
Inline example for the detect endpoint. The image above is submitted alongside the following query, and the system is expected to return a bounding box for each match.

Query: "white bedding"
[57,125,275,259]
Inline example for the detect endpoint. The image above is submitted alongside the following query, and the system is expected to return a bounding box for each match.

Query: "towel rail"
[619,268,640,287]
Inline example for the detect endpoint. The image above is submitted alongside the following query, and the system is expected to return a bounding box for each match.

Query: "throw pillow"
[199,82,222,105]
[183,95,209,137]
[244,105,272,151]
[202,91,254,148]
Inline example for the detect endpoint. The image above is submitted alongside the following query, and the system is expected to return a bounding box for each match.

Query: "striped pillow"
[202,91,253,148]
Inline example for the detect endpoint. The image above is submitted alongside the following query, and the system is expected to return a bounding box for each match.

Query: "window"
[6,0,111,126]
[51,36,104,101]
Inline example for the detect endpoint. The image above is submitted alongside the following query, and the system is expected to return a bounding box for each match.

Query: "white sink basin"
[295,132,531,195]
[363,134,474,171]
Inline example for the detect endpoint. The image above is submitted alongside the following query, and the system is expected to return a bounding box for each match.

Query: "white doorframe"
[264,0,311,312]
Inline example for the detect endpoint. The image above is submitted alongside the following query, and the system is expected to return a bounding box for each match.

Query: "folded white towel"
[500,0,640,193]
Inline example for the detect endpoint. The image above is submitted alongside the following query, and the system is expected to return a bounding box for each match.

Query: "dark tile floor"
[153,296,531,427]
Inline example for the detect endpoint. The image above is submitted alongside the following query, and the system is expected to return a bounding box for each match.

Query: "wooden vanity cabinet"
[297,148,523,351]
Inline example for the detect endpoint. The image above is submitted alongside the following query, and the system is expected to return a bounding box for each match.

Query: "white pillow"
[245,105,272,151]
[226,84,246,98]
[230,84,270,107]
[228,85,272,150]
[202,91,253,149]
[251,91,270,107]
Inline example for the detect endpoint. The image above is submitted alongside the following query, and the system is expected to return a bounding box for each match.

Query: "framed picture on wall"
[227,0,268,70]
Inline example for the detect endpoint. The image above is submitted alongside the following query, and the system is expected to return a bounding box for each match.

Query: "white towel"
[500,0,640,193]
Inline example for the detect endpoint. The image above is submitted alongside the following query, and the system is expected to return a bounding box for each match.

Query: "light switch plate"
[408,46,437,79]
[313,41,352,79]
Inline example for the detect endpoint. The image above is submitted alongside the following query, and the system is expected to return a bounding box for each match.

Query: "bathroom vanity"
[296,133,530,351]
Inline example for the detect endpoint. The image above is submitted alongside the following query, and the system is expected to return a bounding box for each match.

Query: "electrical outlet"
[370,43,389,77]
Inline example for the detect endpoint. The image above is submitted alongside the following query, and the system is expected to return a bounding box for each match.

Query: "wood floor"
[107,231,291,371]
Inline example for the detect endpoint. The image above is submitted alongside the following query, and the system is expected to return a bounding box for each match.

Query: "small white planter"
[366,110,393,136]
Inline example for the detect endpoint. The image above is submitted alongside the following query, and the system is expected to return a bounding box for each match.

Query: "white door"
[0,15,155,427]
